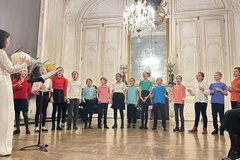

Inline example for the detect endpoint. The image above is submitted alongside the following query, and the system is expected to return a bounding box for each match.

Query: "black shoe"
[57,126,62,130]
[42,128,48,132]
[144,126,148,129]
[152,127,157,130]
[51,127,55,131]
[173,127,179,132]
[73,126,78,130]
[132,124,136,128]
[112,124,118,129]
[163,128,167,131]
[139,125,144,129]
[179,128,185,132]
[104,125,109,129]
[84,126,88,129]
[13,129,20,135]
[220,131,224,136]
[66,127,71,130]
[211,130,218,135]
[121,125,124,129]
[127,124,131,128]
[26,129,30,134]
[98,125,102,129]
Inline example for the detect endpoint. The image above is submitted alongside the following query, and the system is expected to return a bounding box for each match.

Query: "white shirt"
[190,81,209,103]
[112,82,126,93]
[32,79,53,92]
[67,80,82,99]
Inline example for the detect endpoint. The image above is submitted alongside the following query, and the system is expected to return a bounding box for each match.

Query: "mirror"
[127,20,169,84]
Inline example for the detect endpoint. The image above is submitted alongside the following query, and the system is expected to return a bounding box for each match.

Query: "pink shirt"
[172,84,186,104]
[97,85,110,103]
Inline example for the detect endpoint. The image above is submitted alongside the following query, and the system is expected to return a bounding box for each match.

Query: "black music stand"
[19,69,61,152]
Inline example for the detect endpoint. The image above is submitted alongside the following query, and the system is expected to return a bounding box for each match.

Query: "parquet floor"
[1,119,229,160]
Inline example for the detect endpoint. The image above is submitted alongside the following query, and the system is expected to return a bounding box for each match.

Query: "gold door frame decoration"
[127,19,170,84]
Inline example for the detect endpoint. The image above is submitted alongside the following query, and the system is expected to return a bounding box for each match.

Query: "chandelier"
[123,0,155,35]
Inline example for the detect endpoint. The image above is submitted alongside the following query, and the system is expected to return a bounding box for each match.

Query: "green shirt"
[139,80,152,91]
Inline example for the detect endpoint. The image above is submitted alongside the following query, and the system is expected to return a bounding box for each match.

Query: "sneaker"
[127,124,131,128]
[163,128,167,131]
[57,126,62,130]
[112,124,117,129]
[188,127,198,132]
[132,124,136,128]
[73,126,78,130]
[13,129,20,135]
[139,125,144,129]
[173,127,179,132]
[26,129,30,134]
[211,130,218,135]
[104,125,109,129]
[202,128,207,134]
[179,128,185,132]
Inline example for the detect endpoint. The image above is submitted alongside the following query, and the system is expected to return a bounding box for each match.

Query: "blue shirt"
[126,87,138,104]
[209,82,226,104]
[82,87,96,100]
[152,86,167,104]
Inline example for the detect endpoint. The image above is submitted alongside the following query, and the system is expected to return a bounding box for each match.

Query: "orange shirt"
[172,84,186,104]
[230,77,240,102]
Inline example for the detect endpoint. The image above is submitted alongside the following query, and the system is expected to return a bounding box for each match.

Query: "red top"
[172,84,186,104]
[12,78,33,99]
[230,77,240,102]
[97,85,110,103]
[51,76,68,96]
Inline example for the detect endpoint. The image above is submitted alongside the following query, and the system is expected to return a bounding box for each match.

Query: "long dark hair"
[0,30,10,49]
[14,73,21,81]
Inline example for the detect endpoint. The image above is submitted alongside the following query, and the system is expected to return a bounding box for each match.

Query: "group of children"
[11,65,240,135]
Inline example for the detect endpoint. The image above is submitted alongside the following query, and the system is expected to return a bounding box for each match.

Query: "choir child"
[171,76,186,132]
[152,78,168,131]
[82,78,95,129]
[13,69,35,134]
[126,78,139,128]
[139,71,152,129]
[227,67,240,109]
[97,77,110,129]
[209,72,228,135]
[188,72,209,134]
[32,66,53,132]
[51,67,68,130]
[66,71,81,130]
[111,73,127,129]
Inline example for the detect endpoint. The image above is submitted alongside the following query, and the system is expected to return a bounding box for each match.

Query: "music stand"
[19,69,61,152]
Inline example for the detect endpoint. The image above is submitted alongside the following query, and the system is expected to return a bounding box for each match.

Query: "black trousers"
[211,103,224,131]
[153,103,166,128]
[62,103,67,123]
[113,109,124,125]
[52,103,64,127]
[67,99,79,128]
[127,104,137,124]
[83,99,94,127]
[141,102,148,126]
[231,101,240,109]
[35,92,49,127]
[15,111,29,130]
[174,104,184,128]
[98,103,108,126]
[194,102,208,128]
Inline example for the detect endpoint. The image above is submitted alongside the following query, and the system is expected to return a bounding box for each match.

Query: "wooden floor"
[2,119,229,160]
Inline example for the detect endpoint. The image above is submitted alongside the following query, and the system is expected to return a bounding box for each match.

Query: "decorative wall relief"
[66,12,77,26]
[231,0,240,15]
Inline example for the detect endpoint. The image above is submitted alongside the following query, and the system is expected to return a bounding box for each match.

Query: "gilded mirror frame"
[127,18,170,84]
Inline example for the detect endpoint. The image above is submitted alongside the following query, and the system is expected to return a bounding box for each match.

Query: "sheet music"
[40,68,62,80]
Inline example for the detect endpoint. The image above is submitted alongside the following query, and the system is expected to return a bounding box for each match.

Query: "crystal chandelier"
[123,0,155,35]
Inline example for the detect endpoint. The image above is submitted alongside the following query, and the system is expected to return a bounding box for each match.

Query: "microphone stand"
[19,77,48,152]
